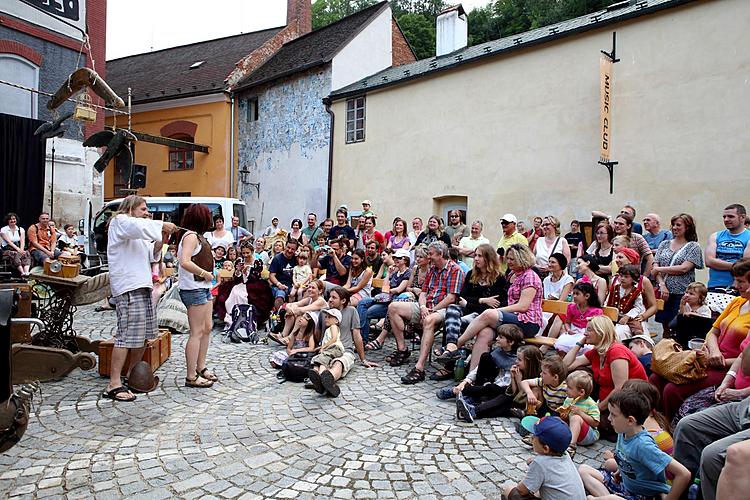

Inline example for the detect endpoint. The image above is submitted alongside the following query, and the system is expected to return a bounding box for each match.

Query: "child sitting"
[623,334,655,376]
[309,308,345,373]
[213,244,227,268]
[503,417,586,500]
[557,371,600,458]
[622,379,673,456]
[290,253,313,301]
[678,281,711,318]
[268,316,316,369]
[521,357,568,417]
[553,282,603,353]
[450,324,524,423]
[606,264,646,340]
[578,390,690,500]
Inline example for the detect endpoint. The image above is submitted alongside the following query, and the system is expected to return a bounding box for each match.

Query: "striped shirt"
[422,260,465,309]
[563,396,601,440]
[537,379,567,411]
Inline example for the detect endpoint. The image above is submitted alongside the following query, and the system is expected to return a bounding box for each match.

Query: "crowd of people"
[19,196,750,500]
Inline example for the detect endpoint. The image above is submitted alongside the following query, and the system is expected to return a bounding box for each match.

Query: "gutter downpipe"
[323,96,334,218]
[228,91,236,198]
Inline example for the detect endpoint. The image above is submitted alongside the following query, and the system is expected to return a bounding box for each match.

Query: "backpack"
[280,352,313,382]
[225,304,259,343]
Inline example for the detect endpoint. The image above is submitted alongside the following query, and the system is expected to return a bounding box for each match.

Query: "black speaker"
[131,164,147,189]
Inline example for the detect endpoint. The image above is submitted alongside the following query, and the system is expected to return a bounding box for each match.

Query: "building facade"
[328,0,750,248]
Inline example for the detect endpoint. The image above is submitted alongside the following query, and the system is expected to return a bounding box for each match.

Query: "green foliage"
[396,13,436,60]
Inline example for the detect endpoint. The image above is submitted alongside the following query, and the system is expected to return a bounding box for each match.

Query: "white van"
[88,197,248,257]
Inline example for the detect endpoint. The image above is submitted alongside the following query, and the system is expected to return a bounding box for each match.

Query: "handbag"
[651,338,708,385]
[190,233,214,281]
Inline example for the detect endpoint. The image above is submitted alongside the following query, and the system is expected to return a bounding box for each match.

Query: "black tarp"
[0,113,46,228]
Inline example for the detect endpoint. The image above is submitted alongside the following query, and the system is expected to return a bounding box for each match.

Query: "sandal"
[197,367,219,382]
[365,339,383,351]
[101,386,136,402]
[387,349,410,367]
[436,348,461,364]
[267,333,286,346]
[401,367,425,385]
[567,444,577,459]
[429,367,454,381]
[185,375,214,388]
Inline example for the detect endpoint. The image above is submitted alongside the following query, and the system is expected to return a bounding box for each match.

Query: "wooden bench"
[525,300,619,348]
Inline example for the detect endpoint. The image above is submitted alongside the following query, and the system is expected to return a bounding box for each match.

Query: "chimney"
[436,4,468,57]
[287,0,312,36]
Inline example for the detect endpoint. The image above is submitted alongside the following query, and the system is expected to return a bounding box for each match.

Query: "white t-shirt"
[0,225,23,247]
[203,230,234,250]
[458,235,489,267]
[107,214,163,297]
[535,236,566,269]
[178,232,212,291]
[543,273,575,300]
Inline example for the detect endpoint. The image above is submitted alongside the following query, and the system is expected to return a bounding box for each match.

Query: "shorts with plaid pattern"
[113,287,157,348]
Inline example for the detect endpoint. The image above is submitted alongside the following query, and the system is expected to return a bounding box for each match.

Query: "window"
[0,55,39,118]
[168,134,195,170]
[246,97,258,122]
[346,96,365,143]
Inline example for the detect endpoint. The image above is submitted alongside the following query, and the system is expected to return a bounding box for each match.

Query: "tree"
[396,12,436,60]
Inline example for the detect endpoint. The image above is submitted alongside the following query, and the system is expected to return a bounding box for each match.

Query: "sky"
[106,0,489,60]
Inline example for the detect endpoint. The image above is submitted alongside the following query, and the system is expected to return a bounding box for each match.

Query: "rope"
[0,78,129,115]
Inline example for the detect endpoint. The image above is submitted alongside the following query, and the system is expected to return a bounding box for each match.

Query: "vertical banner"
[599,55,613,163]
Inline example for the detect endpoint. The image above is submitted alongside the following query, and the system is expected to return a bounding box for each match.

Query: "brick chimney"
[287,0,312,36]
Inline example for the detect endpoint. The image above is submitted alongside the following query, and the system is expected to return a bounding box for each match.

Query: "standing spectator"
[564,220,585,261]
[586,222,615,280]
[361,216,385,249]
[361,200,374,217]
[1,213,31,275]
[706,203,750,290]
[526,217,544,252]
[612,213,654,276]
[313,238,352,289]
[642,213,672,250]
[288,218,307,245]
[496,214,528,274]
[353,215,368,250]
[535,216,571,276]
[229,215,251,245]
[103,196,176,401]
[27,212,60,265]
[445,209,468,248]
[177,204,217,388]
[593,205,643,234]
[203,215,234,250]
[652,213,704,336]
[263,216,283,237]
[301,213,323,244]
[329,208,356,249]
[415,215,451,247]
[268,238,299,308]
[456,220,489,268]
[408,217,423,246]
[321,218,334,241]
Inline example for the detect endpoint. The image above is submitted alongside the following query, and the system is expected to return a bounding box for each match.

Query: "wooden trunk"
[0,282,32,343]
[97,328,171,376]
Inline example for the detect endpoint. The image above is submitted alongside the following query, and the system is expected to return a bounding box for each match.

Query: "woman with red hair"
[178,204,217,388]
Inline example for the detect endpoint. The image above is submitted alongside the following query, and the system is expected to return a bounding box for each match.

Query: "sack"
[651,339,707,385]
[372,292,392,304]
[280,352,313,382]
[225,304,259,343]
[191,233,214,281]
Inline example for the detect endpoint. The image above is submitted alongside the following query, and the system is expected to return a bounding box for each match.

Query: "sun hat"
[394,249,410,259]
[321,308,342,323]
[623,334,655,347]
[500,213,518,223]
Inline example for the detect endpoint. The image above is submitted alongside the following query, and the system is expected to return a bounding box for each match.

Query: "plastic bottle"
[454,353,466,381]
[687,478,700,500]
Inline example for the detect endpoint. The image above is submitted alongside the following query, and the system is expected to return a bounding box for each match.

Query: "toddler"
[678,281,711,318]
[291,253,313,301]
[558,371,600,457]
[521,357,568,416]
[310,308,345,370]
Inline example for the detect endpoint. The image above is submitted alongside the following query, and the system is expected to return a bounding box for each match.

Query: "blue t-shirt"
[269,253,295,287]
[632,221,643,235]
[329,225,355,243]
[614,429,672,496]
[643,230,671,250]
[708,229,750,288]
[638,353,652,377]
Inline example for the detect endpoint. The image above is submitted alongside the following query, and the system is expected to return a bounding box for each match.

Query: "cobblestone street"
[1,305,607,499]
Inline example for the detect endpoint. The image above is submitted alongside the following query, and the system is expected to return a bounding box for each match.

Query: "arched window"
[0,54,39,118]
[168,134,194,170]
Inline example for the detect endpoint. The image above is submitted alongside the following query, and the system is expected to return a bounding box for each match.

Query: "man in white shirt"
[456,220,489,267]
[104,195,176,402]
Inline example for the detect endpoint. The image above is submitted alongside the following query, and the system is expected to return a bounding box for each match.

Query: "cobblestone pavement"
[1,305,607,499]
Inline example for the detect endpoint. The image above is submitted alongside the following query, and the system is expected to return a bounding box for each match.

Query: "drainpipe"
[323,96,334,218]
[228,91,236,198]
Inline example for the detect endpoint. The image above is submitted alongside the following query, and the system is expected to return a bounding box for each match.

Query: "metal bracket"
[598,161,619,194]
[601,32,620,63]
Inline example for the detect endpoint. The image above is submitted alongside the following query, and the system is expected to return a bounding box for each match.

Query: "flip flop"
[429,368,454,381]
[101,386,136,402]
[267,333,286,346]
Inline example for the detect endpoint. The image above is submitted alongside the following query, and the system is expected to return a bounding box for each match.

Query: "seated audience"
[270,280,327,345]
[564,219,585,263]
[456,220,489,268]
[520,357,568,417]
[329,209,355,249]
[623,334,654,377]
[574,254,608,304]
[415,215,451,247]
[386,218,410,250]
[553,282,603,353]
[288,218,307,245]
[253,237,270,270]
[361,216,384,249]
[558,371,601,457]
[496,214,528,274]
[27,212,60,265]
[1,212,31,275]
[301,213,323,245]
[621,379,674,456]
[613,212,653,276]
[263,216,283,237]
[586,222,614,280]
[290,252,313,302]
[268,239,299,308]
[445,209,468,247]
[542,253,574,301]
[359,249,411,345]
[313,237,352,290]
[343,249,373,306]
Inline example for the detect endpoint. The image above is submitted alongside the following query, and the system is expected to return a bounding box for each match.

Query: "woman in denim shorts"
[178,204,218,388]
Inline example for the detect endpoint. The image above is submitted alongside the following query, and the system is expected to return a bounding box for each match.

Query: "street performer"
[102,195,176,402]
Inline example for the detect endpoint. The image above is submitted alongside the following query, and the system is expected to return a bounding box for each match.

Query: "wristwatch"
[575,341,585,348]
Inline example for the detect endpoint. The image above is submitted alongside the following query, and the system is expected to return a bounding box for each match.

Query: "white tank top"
[178,232,212,290]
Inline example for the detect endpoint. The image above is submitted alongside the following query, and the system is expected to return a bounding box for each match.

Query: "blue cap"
[523,416,571,454]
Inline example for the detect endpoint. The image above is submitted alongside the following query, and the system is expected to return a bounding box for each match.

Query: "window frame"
[246,97,259,123]
[0,54,39,119]
[168,133,195,171]
[345,96,366,144]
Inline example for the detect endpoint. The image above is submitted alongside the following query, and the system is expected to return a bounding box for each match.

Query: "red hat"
[618,247,640,265]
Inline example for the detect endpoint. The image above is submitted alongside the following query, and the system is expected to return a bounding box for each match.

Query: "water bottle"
[566,292,573,302]
[454,353,466,381]
[687,478,700,500]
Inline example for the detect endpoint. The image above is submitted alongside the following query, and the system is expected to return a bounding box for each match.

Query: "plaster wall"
[331,7,393,91]
[331,0,750,265]
[237,67,332,231]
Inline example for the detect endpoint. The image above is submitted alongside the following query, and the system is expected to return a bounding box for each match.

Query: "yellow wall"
[330,0,750,257]
[105,97,232,199]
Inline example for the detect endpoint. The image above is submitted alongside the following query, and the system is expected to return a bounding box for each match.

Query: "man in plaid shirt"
[386,241,465,384]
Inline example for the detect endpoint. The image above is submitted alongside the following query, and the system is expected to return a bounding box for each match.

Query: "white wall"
[331,6,392,92]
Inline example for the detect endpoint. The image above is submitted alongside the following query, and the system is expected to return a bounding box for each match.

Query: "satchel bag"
[651,339,708,385]
[190,233,214,281]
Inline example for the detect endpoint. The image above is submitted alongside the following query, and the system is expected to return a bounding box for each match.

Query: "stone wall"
[237,67,331,231]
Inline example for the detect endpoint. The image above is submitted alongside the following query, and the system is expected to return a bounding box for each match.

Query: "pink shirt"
[566,303,603,329]
[734,335,750,390]
[507,268,543,327]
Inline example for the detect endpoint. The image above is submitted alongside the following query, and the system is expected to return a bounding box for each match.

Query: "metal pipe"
[229,92,235,198]
[323,97,335,218]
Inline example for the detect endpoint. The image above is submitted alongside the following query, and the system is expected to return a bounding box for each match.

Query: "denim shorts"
[179,288,213,307]
[496,311,540,338]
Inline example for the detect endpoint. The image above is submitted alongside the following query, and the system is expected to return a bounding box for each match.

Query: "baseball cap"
[500,213,518,224]
[623,334,655,347]
[521,416,571,454]
[362,199,372,205]
[394,249,410,259]
[322,308,342,323]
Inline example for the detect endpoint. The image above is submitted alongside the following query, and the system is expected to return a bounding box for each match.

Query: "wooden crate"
[0,282,32,343]
[98,328,171,377]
